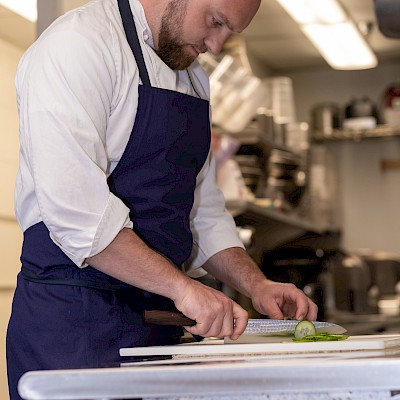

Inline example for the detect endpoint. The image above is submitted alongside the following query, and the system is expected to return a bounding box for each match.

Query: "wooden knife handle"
[144,310,196,326]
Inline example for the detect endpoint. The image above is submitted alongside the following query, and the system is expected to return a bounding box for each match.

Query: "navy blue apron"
[6,0,211,398]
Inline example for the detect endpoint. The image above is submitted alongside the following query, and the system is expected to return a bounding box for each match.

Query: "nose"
[205,31,232,55]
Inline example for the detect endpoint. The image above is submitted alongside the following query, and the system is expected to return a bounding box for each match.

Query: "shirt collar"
[129,0,155,48]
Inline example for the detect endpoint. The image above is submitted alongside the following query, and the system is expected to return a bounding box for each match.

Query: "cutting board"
[120,334,400,357]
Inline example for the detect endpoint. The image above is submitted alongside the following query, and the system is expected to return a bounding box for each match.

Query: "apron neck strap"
[118,0,151,86]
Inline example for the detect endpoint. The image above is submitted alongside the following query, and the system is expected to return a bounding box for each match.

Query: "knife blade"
[143,310,347,335]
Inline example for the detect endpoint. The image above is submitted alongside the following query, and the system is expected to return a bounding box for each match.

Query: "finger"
[230,304,248,340]
[302,299,318,321]
[218,309,234,338]
[266,302,285,320]
[294,295,318,321]
[184,318,215,337]
[185,309,226,338]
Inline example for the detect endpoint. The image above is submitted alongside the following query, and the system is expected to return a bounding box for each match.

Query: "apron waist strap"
[20,266,133,292]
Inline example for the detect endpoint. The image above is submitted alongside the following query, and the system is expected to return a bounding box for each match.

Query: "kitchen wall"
[0,36,24,400]
[285,61,400,255]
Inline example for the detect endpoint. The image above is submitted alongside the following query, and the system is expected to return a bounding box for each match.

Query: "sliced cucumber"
[293,333,348,342]
[294,320,316,339]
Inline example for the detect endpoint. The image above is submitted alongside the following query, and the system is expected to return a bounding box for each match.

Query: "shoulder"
[17,0,127,83]
[28,0,123,57]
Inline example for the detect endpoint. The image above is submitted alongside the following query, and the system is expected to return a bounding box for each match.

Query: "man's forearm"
[201,247,268,298]
[85,227,191,302]
[85,229,250,339]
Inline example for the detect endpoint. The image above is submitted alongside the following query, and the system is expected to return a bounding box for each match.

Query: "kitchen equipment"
[144,310,346,335]
[375,0,400,38]
[333,252,373,314]
[260,246,327,319]
[263,76,297,125]
[311,102,341,138]
[233,154,264,194]
[285,121,310,153]
[201,53,269,134]
[233,142,267,196]
[343,97,378,130]
[360,252,400,316]
[380,82,400,126]
[262,147,306,208]
[345,97,378,119]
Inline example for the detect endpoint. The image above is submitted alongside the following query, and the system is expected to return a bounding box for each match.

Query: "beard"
[156,0,196,70]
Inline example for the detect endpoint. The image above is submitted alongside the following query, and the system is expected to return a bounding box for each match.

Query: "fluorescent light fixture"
[303,22,377,70]
[0,0,37,22]
[277,0,346,24]
[276,0,377,70]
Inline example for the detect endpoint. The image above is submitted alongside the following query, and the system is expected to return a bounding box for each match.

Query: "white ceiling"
[243,0,400,72]
[0,0,399,73]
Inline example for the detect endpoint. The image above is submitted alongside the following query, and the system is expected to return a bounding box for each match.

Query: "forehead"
[193,0,261,32]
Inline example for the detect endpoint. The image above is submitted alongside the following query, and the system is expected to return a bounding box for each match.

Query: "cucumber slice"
[294,320,316,339]
[292,334,348,342]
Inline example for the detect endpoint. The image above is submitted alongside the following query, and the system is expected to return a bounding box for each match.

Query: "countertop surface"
[18,334,400,400]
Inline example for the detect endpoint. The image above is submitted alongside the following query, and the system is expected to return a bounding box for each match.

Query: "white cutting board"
[120,334,400,357]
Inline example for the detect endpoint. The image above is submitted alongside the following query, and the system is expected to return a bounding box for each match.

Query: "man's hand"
[251,279,318,321]
[172,278,248,340]
[201,247,318,323]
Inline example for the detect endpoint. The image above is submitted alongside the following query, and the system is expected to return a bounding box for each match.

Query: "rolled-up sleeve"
[183,150,244,278]
[16,28,132,266]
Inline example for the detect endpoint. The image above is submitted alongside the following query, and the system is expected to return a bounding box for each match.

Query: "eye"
[211,17,223,28]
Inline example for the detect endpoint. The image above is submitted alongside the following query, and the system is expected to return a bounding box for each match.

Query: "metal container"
[311,103,341,138]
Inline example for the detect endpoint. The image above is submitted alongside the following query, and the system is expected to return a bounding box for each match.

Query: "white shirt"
[15,0,243,275]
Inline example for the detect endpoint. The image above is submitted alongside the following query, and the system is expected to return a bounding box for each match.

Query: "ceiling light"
[276,0,377,70]
[302,22,377,70]
[277,0,346,24]
[0,0,37,22]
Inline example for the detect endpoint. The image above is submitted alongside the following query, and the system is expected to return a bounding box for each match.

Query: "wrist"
[167,271,195,303]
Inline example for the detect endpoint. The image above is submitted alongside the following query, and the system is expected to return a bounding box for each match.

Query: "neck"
[139,0,168,49]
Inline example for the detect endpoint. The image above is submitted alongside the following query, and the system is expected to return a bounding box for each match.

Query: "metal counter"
[18,350,400,400]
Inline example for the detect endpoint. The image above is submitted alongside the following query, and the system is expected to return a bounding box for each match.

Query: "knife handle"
[144,310,196,326]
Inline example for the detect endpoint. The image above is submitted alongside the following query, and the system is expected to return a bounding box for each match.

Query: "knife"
[144,310,347,335]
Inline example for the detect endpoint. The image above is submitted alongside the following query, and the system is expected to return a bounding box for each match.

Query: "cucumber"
[292,333,348,342]
[293,322,349,342]
[294,320,316,339]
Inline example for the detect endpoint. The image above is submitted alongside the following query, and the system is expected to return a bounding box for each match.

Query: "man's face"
[156,0,261,71]
[157,0,194,71]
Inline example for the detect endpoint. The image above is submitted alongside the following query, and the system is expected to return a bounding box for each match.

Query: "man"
[7,0,317,399]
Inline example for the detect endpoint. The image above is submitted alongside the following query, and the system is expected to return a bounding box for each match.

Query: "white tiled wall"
[0,36,24,400]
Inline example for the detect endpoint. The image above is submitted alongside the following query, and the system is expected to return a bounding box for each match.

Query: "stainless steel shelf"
[312,125,400,143]
[226,200,329,234]
[226,200,334,260]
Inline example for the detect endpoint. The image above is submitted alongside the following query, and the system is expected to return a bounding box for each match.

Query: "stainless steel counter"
[18,350,400,400]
